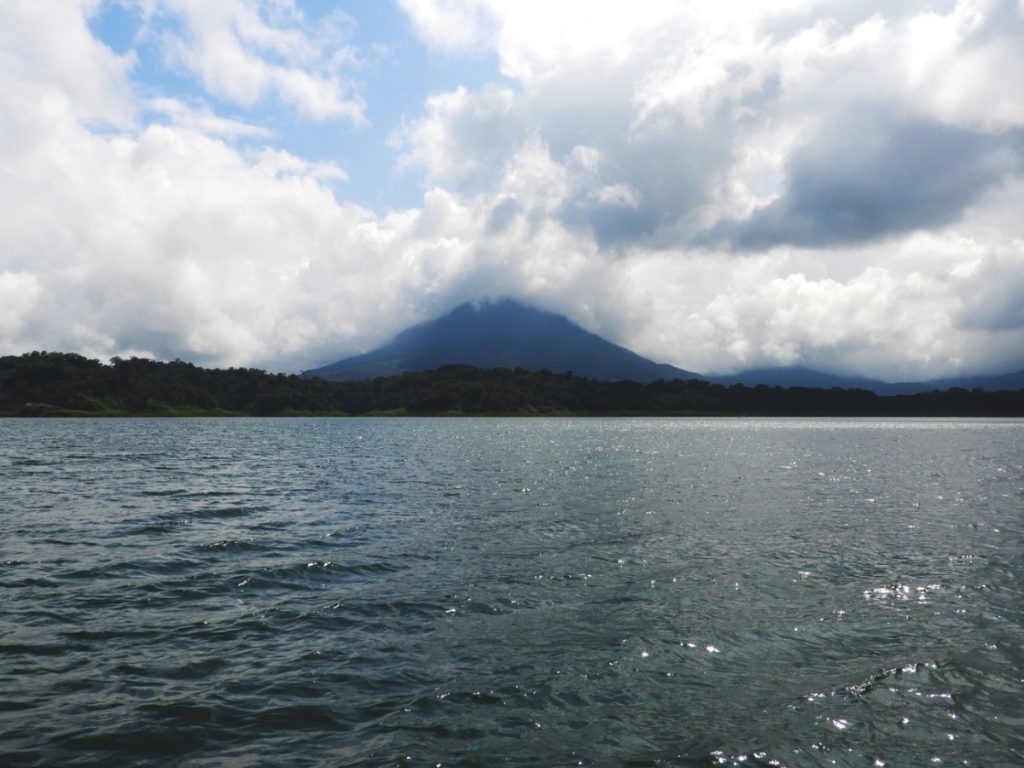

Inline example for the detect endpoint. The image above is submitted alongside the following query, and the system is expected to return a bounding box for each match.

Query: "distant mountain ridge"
[710,366,1024,394]
[304,300,698,382]
[708,367,884,391]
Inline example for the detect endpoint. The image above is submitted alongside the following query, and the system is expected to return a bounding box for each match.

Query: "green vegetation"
[1,351,1023,417]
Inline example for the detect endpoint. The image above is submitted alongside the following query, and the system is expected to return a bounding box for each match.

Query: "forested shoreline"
[2,352,1023,417]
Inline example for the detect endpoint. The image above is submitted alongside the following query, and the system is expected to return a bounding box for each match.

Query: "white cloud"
[145,0,365,121]
[592,184,640,208]
[401,0,822,85]
[0,273,42,341]
[396,0,497,54]
[253,147,348,182]
[0,0,136,126]
[394,85,521,189]
[146,97,274,138]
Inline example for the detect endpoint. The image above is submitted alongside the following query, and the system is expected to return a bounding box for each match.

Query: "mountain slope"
[304,300,699,382]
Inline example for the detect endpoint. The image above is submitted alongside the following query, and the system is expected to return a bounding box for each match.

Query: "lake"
[1,418,1022,766]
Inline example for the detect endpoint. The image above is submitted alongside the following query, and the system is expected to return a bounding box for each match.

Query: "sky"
[1,0,1023,380]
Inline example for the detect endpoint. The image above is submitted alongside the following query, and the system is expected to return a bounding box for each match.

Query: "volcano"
[304,300,699,382]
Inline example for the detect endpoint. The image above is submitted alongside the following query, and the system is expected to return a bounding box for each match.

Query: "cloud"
[141,0,366,121]
[146,97,274,138]
[394,58,734,248]
[0,272,42,342]
[713,114,1017,249]
[586,225,1024,380]
[396,0,497,54]
[0,0,137,127]
[394,85,522,190]
[954,238,1024,332]
[253,147,348,182]
[1,0,1023,382]
[398,0,1024,251]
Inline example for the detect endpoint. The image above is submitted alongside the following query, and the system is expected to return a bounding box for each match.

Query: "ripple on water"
[1,417,1022,767]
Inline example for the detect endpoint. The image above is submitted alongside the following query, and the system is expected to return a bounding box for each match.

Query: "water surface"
[1,418,1022,766]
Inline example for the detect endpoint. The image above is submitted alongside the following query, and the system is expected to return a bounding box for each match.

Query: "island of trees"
[1,351,1023,417]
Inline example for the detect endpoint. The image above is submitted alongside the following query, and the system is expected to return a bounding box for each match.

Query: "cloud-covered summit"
[1,0,1022,381]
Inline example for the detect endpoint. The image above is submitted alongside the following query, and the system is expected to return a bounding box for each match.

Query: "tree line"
[2,351,1023,417]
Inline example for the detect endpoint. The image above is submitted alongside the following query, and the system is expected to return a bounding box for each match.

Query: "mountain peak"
[304,299,698,382]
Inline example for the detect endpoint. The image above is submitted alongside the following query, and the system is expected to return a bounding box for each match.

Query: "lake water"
[1,418,1022,767]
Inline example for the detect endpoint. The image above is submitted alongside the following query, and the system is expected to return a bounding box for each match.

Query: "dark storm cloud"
[711,115,1020,250]
[555,126,727,248]
[538,63,741,249]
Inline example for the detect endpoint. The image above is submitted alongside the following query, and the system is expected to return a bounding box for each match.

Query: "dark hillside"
[2,352,1023,417]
